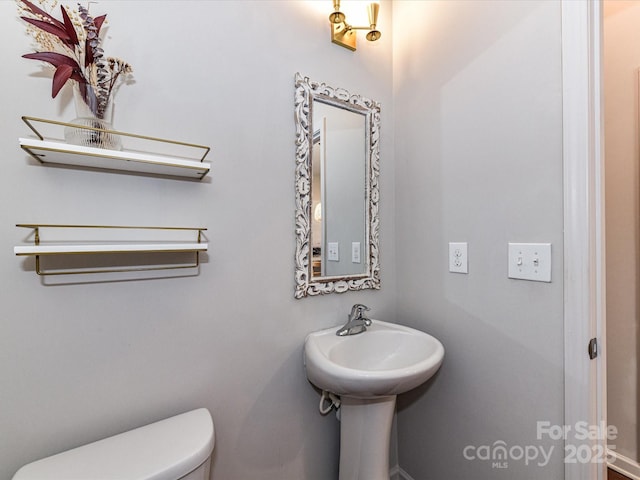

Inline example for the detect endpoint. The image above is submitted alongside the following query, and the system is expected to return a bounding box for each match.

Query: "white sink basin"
[304,319,444,398]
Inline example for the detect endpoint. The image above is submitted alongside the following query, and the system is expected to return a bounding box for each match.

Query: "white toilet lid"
[12,408,214,480]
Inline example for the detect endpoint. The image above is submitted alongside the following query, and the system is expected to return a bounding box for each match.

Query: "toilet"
[12,408,214,480]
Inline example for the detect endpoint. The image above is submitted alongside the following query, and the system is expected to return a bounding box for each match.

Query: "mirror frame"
[294,72,381,298]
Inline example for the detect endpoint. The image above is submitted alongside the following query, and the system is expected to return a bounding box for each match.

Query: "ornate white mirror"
[294,73,380,298]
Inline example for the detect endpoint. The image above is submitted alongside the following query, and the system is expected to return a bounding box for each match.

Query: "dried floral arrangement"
[17,0,132,119]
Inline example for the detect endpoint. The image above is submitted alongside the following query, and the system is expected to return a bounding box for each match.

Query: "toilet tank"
[12,408,215,480]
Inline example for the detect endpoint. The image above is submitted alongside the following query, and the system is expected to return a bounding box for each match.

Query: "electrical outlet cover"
[449,242,468,274]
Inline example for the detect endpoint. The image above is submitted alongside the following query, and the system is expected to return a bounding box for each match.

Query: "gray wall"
[392,1,565,478]
[0,2,396,479]
[604,0,640,465]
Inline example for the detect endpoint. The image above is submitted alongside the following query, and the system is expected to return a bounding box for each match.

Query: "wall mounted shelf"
[19,117,211,179]
[14,224,208,276]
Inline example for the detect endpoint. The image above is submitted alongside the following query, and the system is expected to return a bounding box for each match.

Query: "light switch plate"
[449,242,468,274]
[352,242,361,263]
[328,242,339,261]
[508,243,551,282]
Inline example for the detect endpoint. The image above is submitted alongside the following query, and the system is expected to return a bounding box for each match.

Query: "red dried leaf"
[20,0,65,29]
[22,51,80,69]
[84,37,93,67]
[60,6,79,46]
[21,16,70,41]
[52,64,73,97]
[70,72,84,83]
[94,15,107,35]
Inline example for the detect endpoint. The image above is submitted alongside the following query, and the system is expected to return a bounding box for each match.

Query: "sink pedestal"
[339,395,396,480]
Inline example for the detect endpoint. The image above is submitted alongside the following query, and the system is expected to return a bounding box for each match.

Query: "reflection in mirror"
[294,73,380,298]
[312,102,366,278]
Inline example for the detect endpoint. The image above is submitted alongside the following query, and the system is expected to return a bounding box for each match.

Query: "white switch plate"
[508,243,551,282]
[352,242,361,263]
[449,242,468,274]
[328,242,339,261]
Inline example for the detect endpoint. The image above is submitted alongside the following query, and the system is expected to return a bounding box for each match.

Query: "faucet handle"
[350,304,370,317]
[351,304,371,325]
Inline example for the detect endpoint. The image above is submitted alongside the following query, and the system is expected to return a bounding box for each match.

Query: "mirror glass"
[311,101,367,278]
[294,73,380,298]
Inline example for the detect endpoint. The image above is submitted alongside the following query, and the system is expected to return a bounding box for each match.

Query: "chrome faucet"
[336,304,372,336]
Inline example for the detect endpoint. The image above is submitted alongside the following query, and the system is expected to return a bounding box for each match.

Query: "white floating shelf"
[14,224,208,276]
[14,242,208,256]
[19,117,211,179]
[19,138,210,179]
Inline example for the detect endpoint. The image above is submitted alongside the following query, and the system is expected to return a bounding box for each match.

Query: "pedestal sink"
[304,320,444,480]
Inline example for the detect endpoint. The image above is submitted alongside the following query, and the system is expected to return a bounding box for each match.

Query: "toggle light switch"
[508,243,551,282]
[328,242,339,261]
[352,242,361,263]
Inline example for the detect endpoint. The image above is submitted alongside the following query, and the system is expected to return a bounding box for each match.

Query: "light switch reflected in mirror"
[294,73,381,298]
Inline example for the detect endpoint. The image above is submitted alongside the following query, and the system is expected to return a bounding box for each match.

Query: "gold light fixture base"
[331,23,356,51]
